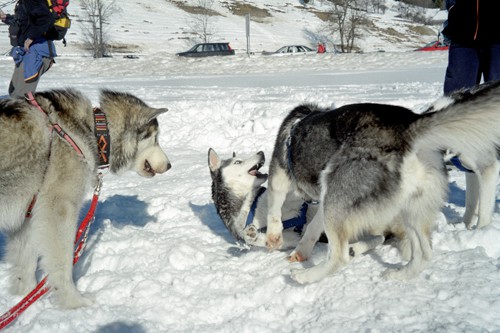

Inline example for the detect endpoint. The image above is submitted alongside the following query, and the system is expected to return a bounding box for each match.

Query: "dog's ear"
[146,107,169,123]
[208,148,221,171]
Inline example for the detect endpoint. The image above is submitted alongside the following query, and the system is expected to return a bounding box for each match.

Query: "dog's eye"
[233,160,242,164]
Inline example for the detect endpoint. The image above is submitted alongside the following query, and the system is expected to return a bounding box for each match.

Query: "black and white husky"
[0,89,171,308]
[208,148,387,256]
[265,81,500,284]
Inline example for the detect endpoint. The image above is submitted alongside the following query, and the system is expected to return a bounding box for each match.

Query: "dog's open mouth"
[248,161,267,178]
[144,160,155,176]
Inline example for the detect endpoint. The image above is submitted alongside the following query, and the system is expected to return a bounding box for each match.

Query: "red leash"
[0,174,103,330]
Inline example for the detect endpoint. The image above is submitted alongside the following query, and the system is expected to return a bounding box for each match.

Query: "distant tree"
[371,0,387,14]
[396,1,432,24]
[188,0,218,43]
[326,0,367,53]
[79,0,120,58]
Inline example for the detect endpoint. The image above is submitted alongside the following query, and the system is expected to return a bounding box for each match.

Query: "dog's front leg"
[35,158,94,309]
[35,191,93,309]
[266,166,291,250]
[289,207,324,262]
[7,218,38,295]
[291,204,349,284]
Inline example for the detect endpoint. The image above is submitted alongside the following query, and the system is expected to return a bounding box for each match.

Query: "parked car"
[415,40,449,52]
[262,45,315,56]
[176,43,235,57]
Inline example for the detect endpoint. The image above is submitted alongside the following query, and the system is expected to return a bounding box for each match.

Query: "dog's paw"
[265,232,283,250]
[243,225,258,243]
[265,218,283,250]
[288,250,307,262]
[54,287,94,309]
[291,261,341,284]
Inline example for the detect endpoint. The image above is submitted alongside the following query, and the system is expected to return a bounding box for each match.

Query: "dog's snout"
[156,161,171,174]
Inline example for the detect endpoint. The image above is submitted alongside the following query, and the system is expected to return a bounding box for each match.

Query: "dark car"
[176,42,235,57]
[415,40,449,52]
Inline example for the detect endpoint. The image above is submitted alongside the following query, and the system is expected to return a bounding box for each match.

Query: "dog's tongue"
[249,170,259,176]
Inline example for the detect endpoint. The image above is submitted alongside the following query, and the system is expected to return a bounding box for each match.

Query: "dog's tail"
[412,81,500,170]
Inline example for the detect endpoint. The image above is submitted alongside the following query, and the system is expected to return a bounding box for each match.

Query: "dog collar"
[93,107,110,170]
[245,187,308,233]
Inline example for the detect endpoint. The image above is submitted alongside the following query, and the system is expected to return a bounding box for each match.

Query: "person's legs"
[481,43,500,83]
[8,57,53,98]
[444,43,481,95]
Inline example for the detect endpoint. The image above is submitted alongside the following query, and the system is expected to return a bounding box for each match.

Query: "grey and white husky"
[265,81,500,284]
[425,85,500,230]
[208,148,387,255]
[0,89,171,308]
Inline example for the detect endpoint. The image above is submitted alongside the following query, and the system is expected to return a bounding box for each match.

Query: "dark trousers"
[444,42,500,95]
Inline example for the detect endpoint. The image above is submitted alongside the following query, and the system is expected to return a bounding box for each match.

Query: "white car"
[262,45,315,56]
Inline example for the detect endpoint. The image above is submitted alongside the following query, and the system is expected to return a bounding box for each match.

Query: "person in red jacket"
[317,42,326,54]
[442,0,500,94]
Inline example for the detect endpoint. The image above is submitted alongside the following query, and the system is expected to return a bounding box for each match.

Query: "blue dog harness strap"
[450,156,474,173]
[245,187,308,233]
[245,187,267,227]
[282,202,308,233]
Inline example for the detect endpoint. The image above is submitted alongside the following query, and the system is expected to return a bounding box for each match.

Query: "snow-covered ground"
[1,1,500,332]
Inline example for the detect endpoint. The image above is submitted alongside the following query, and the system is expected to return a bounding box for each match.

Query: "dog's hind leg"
[473,160,500,229]
[348,235,385,258]
[383,208,434,280]
[266,166,291,250]
[463,172,480,229]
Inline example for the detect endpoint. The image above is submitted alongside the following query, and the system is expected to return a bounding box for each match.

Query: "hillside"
[0,0,444,57]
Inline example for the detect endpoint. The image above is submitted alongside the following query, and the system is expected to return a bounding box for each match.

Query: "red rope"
[0,185,101,330]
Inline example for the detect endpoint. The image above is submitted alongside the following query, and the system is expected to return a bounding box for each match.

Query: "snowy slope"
[1,0,441,56]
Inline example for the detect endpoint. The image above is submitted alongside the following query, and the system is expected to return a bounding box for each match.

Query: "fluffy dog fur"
[0,89,171,308]
[426,87,500,230]
[265,81,500,284]
[208,148,387,255]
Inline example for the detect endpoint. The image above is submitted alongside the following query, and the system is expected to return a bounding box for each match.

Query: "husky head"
[100,90,171,177]
[208,149,267,198]
[208,149,268,237]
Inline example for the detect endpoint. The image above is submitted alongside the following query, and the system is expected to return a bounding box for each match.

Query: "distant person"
[442,0,500,95]
[0,0,57,98]
[317,42,326,54]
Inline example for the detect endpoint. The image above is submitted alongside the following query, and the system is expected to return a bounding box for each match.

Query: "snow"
[1,1,500,332]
